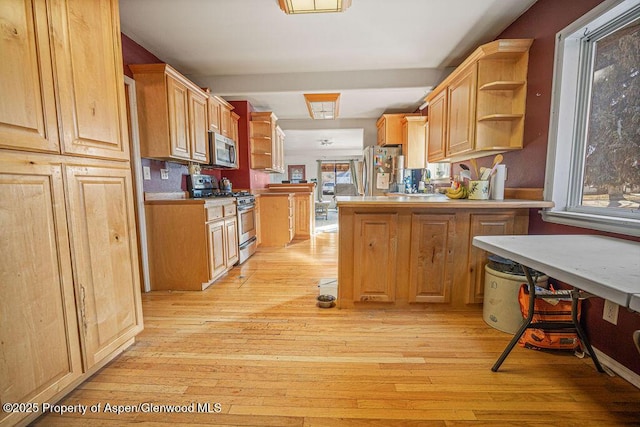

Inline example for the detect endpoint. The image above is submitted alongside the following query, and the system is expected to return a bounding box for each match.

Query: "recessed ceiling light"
[304,93,340,120]
[279,0,352,14]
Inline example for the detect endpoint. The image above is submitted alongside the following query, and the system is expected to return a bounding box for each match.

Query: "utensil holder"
[468,180,490,200]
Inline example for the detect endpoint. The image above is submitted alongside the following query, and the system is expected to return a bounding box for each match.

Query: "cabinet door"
[376,119,385,146]
[409,214,455,303]
[294,193,311,239]
[467,213,516,303]
[403,117,427,169]
[64,164,143,369]
[51,0,129,160]
[447,64,477,157]
[220,104,231,137]
[207,220,227,280]
[427,90,447,162]
[225,217,239,266]
[230,112,240,143]
[0,158,82,426]
[167,76,191,160]
[353,213,398,302]
[207,96,221,133]
[0,0,60,153]
[189,90,209,163]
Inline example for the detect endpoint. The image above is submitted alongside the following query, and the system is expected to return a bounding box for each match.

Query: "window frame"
[543,0,640,236]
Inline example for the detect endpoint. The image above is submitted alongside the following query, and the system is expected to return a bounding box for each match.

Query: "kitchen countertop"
[336,195,554,209]
[144,197,235,206]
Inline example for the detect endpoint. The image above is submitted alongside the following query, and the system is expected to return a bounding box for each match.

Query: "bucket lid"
[487,254,545,277]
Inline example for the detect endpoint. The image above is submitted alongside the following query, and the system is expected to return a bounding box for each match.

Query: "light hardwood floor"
[35,232,640,426]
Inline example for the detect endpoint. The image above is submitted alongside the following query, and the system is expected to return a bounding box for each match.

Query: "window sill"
[541,209,640,237]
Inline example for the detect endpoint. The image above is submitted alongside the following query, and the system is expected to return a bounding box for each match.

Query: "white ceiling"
[120,0,537,151]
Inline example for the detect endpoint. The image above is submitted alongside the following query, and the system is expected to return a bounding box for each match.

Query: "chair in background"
[315,202,330,220]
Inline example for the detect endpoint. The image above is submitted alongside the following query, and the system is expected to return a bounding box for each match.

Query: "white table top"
[631,294,640,312]
[472,235,640,307]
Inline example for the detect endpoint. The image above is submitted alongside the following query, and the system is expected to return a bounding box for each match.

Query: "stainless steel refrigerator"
[361,146,402,196]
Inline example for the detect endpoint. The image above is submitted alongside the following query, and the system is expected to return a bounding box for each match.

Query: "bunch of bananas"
[445,184,468,199]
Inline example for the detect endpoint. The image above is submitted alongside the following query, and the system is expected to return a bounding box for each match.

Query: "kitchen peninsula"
[336,195,553,309]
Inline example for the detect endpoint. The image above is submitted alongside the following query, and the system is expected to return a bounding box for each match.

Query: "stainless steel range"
[187,174,257,265]
[235,194,257,264]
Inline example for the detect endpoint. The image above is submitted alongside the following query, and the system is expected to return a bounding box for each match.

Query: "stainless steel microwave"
[208,131,237,169]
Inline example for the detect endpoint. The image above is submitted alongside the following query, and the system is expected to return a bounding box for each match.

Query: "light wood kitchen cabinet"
[424,39,532,162]
[53,0,130,161]
[225,215,239,266]
[446,64,477,157]
[409,214,455,303]
[0,1,142,424]
[206,93,222,133]
[64,164,144,369]
[337,201,546,309]
[189,89,209,163]
[207,220,227,280]
[259,194,294,246]
[0,0,60,154]
[0,0,129,161]
[230,111,240,143]
[466,211,527,303]
[352,213,398,302]
[145,199,238,291]
[206,93,234,136]
[0,157,83,427]
[266,183,316,240]
[377,113,419,146]
[427,90,447,162]
[274,125,286,174]
[250,111,284,173]
[401,116,428,169]
[293,192,313,239]
[130,63,210,164]
[220,101,232,138]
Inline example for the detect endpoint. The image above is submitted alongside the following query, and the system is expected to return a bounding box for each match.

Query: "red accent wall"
[497,0,640,375]
[121,34,163,78]
[224,101,271,191]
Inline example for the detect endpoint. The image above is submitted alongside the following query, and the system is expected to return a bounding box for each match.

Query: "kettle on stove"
[220,177,232,193]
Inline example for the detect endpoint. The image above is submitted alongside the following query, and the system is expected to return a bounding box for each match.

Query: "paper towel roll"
[490,165,506,200]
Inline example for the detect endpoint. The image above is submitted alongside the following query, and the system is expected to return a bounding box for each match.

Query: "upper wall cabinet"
[377,113,419,146]
[425,39,533,162]
[250,111,285,173]
[130,63,210,164]
[401,116,428,169]
[0,0,129,161]
[206,93,234,138]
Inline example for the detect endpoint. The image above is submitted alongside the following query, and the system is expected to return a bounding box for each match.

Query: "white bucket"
[483,265,548,334]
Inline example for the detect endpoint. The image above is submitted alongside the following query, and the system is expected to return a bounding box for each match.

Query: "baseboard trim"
[593,346,640,389]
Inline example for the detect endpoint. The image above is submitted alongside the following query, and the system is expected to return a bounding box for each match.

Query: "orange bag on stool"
[517,284,581,351]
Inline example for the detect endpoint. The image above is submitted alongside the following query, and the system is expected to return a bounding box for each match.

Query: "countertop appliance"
[208,131,237,169]
[362,146,402,196]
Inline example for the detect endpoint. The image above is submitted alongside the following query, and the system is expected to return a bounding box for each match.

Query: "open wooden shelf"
[478,114,524,122]
[479,81,525,91]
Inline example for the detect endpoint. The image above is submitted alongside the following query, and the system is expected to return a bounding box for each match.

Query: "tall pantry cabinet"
[0,1,143,426]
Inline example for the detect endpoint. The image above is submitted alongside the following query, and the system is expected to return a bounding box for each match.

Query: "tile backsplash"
[141,159,189,193]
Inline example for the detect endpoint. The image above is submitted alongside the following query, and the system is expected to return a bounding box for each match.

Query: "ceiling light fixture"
[304,93,340,120]
[278,0,352,14]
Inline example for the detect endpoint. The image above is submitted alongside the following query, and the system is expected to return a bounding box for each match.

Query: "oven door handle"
[237,205,255,212]
[239,236,257,250]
